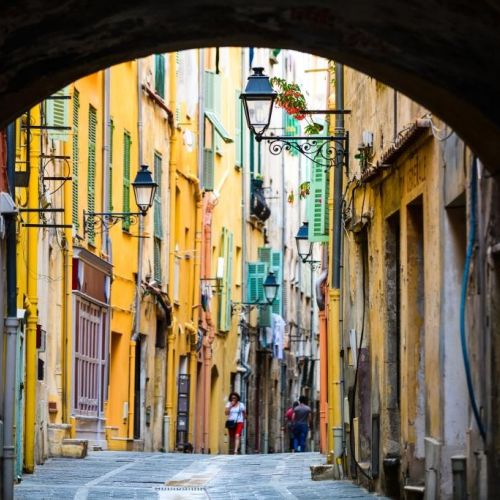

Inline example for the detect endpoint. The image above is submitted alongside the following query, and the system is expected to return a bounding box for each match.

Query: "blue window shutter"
[72,89,80,230]
[308,159,330,242]
[87,105,97,245]
[235,90,242,167]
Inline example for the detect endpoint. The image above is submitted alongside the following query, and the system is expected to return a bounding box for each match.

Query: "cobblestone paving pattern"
[15,451,387,499]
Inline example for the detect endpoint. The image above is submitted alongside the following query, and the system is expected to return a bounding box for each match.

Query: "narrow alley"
[14,451,382,499]
[1,3,500,500]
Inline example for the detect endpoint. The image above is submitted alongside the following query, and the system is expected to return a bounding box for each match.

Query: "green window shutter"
[155,54,165,99]
[154,238,162,283]
[235,90,242,168]
[108,118,114,212]
[122,132,131,231]
[271,250,283,315]
[283,113,300,156]
[246,262,267,304]
[153,152,163,283]
[224,231,233,331]
[204,71,214,111]
[308,159,330,242]
[87,105,97,245]
[153,152,163,239]
[258,246,272,266]
[72,89,80,230]
[214,73,223,155]
[46,86,70,141]
[257,247,273,327]
[203,148,215,191]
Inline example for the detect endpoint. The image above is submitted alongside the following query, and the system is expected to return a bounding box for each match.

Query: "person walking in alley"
[225,392,246,455]
[285,401,299,451]
[292,396,312,452]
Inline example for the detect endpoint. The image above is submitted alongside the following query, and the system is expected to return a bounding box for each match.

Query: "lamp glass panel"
[134,184,156,212]
[297,238,312,261]
[246,98,273,134]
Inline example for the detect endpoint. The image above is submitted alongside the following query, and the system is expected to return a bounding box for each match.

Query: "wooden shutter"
[225,231,233,331]
[218,227,233,332]
[72,89,80,230]
[155,54,165,99]
[214,73,223,155]
[308,159,330,242]
[246,262,266,304]
[235,90,242,168]
[87,105,97,245]
[204,71,214,111]
[271,250,283,315]
[122,132,131,231]
[154,152,163,282]
[46,87,70,141]
[203,148,214,191]
[108,118,114,212]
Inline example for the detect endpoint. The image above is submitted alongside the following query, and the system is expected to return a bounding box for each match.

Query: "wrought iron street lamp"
[295,221,321,270]
[262,270,280,305]
[231,270,280,314]
[240,67,349,171]
[240,67,277,137]
[295,221,313,263]
[84,164,157,235]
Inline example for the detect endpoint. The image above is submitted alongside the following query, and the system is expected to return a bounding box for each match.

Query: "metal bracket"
[256,133,349,171]
[83,210,142,236]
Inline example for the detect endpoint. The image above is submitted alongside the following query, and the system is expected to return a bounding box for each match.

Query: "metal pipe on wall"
[2,122,19,500]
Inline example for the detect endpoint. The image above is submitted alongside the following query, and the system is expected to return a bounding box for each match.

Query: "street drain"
[155,487,206,491]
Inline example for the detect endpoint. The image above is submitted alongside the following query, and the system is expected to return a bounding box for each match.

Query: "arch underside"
[1,0,499,169]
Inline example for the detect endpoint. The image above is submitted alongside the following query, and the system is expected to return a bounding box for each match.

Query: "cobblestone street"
[14,452,384,499]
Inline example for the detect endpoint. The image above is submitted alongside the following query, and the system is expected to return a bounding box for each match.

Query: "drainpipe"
[2,122,19,500]
[129,60,145,442]
[182,172,202,446]
[165,53,178,449]
[328,63,344,458]
[25,107,40,473]
[102,68,111,255]
[62,118,73,425]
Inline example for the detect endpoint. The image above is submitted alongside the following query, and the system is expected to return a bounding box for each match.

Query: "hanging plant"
[270,77,324,136]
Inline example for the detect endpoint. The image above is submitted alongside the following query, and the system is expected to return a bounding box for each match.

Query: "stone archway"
[1,0,500,169]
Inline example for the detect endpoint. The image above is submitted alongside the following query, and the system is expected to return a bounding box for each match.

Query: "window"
[153,152,163,282]
[72,89,80,230]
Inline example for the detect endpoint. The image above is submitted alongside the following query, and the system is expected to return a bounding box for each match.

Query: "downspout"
[328,62,344,460]
[102,68,111,255]
[201,196,216,452]
[62,119,73,425]
[129,59,145,439]
[182,171,202,446]
[165,53,178,441]
[25,106,40,473]
[2,122,19,500]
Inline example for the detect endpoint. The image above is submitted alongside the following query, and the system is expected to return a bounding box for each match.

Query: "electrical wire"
[460,157,486,442]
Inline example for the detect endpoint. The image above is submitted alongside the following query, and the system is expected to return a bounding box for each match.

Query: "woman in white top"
[225,392,246,455]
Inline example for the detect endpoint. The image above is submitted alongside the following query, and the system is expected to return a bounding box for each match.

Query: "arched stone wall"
[1,0,500,169]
